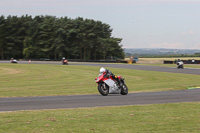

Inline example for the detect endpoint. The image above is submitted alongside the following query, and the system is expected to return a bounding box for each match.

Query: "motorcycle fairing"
[117,76,122,80]
[104,78,120,94]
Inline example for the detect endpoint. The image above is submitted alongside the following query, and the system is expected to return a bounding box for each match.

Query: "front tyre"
[98,83,109,96]
[121,84,128,95]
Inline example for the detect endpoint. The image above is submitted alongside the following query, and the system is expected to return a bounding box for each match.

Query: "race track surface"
[1,89,200,112]
[72,63,200,75]
[1,60,200,111]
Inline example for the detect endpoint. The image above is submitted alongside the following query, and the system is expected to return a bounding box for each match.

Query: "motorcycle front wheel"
[120,84,128,95]
[98,83,109,96]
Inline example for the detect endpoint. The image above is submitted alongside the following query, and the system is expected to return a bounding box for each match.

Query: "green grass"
[0,102,200,133]
[1,63,200,97]
[1,63,200,133]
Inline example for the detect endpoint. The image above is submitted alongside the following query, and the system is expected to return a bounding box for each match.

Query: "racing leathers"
[103,69,123,89]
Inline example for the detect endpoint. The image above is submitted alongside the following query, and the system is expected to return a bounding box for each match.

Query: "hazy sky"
[1,0,200,49]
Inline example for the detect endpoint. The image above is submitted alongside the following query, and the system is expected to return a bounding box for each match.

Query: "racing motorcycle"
[177,61,184,69]
[62,59,68,65]
[95,72,128,96]
[10,59,18,63]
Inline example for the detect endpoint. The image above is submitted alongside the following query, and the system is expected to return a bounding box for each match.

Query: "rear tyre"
[98,83,109,96]
[120,84,128,95]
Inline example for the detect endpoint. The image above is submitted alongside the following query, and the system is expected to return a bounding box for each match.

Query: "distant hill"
[124,48,200,57]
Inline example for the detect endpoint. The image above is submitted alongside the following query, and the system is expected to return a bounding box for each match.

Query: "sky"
[1,0,200,49]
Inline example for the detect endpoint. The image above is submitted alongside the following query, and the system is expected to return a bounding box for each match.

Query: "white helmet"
[100,67,106,73]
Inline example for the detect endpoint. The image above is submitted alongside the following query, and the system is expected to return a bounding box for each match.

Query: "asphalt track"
[0,61,200,112]
[1,89,200,112]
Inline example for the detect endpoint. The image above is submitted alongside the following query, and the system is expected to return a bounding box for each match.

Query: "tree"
[1,15,125,60]
[0,15,6,59]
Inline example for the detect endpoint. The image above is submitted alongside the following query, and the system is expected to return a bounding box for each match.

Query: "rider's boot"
[117,79,123,89]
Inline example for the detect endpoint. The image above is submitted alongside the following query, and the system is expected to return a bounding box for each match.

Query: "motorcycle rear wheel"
[98,83,109,96]
[120,84,128,95]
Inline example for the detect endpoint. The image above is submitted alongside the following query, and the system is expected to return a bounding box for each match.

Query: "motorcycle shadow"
[98,94,127,97]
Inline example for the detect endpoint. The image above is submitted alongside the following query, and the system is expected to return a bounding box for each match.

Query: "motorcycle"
[95,72,128,96]
[177,62,184,69]
[10,59,18,63]
[62,59,68,65]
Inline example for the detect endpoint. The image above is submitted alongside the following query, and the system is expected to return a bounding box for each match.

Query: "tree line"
[0,15,124,60]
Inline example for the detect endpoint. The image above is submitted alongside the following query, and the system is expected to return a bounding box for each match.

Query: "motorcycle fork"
[103,83,106,88]
[114,80,121,89]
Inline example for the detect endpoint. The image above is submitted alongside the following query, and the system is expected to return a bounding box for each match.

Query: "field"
[125,57,200,68]
[1,63,200,97]
[1,103,200,133]
[0,62,200,132]
[126,57,200,64]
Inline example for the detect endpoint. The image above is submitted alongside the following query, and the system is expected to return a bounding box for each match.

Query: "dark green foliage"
[0,15,124,60]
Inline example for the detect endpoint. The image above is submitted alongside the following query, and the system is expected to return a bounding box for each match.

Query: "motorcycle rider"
[62,57,67,65]
[10,58,17,63]
[99,67,123,88]
[62,57,65,62]
[10,58,13,63]
[177,58,183,69]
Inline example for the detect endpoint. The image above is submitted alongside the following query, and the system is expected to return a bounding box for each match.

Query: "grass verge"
[1,63,200,97]
[0,102,200,133]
